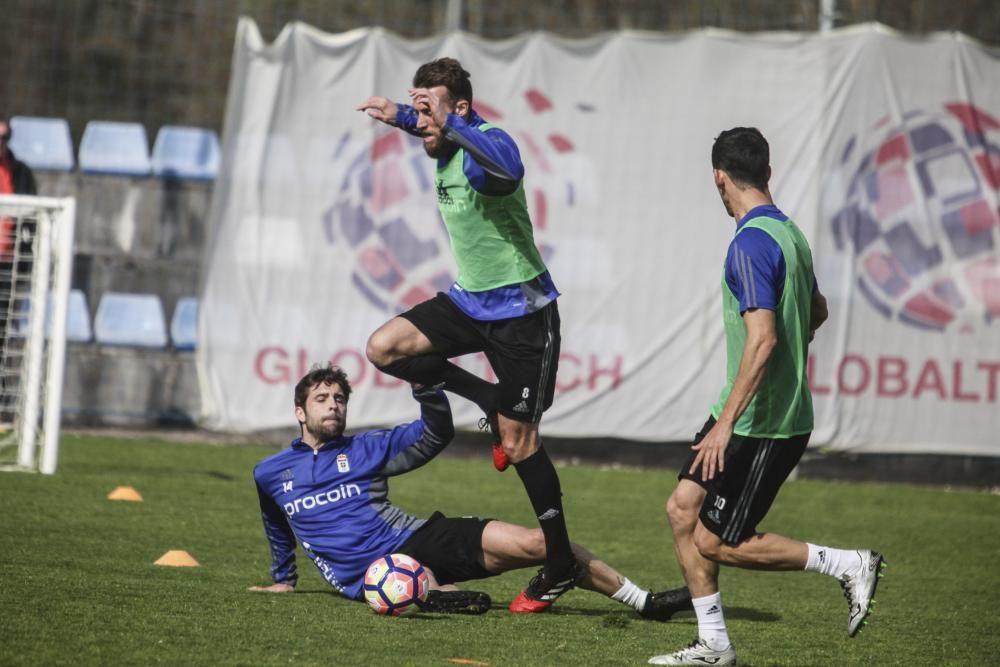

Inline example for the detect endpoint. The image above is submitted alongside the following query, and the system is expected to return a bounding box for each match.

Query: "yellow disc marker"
[154,550,200,567]
[107,486,144,502]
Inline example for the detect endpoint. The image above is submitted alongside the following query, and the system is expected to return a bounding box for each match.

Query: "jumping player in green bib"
[357,58,586,613]
[649,128,886,666]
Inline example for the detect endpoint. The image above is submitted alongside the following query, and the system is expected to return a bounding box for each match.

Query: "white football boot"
[649,638,736,665]
[841,549,886,637]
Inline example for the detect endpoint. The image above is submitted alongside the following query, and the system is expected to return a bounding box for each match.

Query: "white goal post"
[0,194,76,474]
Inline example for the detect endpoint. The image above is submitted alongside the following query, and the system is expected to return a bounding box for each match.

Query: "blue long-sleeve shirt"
[396,105,523,194]
[725,204,819,314]
[395,105,560,320]
[253,386,454,600]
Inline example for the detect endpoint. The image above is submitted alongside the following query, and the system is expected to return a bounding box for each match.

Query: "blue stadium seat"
[8,116,75,171]
[170,296,198,350]
[93,292,168,348]
[65,289,92,342]
[12,288,91,342]
[78,121,152,176]
[151,126,220,180]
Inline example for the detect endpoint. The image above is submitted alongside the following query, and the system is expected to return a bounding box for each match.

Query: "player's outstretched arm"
[381,385,455,476]
[253,477,299,588]
[356,96,399,126]
[248,582,295,593]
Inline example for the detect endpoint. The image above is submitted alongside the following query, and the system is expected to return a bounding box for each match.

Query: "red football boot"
[479,413,510,472]
[492,443,510,472]
[509,564,581,613]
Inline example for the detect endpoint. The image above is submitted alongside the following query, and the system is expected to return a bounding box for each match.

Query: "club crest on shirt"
[336,453,350,473]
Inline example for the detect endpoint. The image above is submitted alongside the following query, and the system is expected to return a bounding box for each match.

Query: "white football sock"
[692,592,730,650]
[805,543,864,579]
[611,578,649,611]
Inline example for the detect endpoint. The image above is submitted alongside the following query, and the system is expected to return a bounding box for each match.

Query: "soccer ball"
[362,553,429,616]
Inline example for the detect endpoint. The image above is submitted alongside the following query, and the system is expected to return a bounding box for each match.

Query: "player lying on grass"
[250,363,692,618]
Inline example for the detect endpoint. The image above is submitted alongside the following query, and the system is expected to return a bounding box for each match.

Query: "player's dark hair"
[294,363,352,409]
[711,127,770,191]
[413,57,473,112]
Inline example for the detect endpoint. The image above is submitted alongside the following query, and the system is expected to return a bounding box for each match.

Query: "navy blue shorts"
[397,511,496,585]
[400,293,560,423]
[679,416,810,545]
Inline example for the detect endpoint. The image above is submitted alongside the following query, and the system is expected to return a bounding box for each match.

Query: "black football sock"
[379,356,497,413]
[514,446,574,576]
[440,362,498,414]
[378,355,444,386]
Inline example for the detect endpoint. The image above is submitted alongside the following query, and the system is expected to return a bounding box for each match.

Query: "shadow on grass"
[250,593,782,626]
[69,461,238,481]
[538,605,780,623]
[672,607,781,622]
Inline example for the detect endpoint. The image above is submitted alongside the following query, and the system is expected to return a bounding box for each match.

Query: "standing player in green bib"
[649,128,885,666]
[356,58,590,613]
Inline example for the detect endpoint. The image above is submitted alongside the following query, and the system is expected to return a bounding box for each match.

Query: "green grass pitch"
[1,433,998,665]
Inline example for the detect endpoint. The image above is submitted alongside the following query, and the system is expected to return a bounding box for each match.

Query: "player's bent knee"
[365,334,382,365]
[693,526,724,561]
[666,494,680,520]
[499,422,539,464]
[365,329,395,367]
[666,492,696,529]
[501,440,533,464]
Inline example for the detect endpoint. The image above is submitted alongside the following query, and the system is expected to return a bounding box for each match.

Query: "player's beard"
[423,136,455,160]
[305,415,344,443]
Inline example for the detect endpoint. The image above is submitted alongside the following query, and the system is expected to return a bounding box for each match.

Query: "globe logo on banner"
[829,102,1000,332]
[323,89,583,313]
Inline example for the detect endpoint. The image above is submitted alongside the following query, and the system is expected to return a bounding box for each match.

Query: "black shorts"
[679,416,810,545]
[400,293,560,423]
[397,512,496,585]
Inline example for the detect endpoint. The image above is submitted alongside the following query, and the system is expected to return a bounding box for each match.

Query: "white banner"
[198,20,1000,455]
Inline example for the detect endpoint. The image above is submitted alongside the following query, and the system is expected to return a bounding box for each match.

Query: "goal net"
[0,194,76,474]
